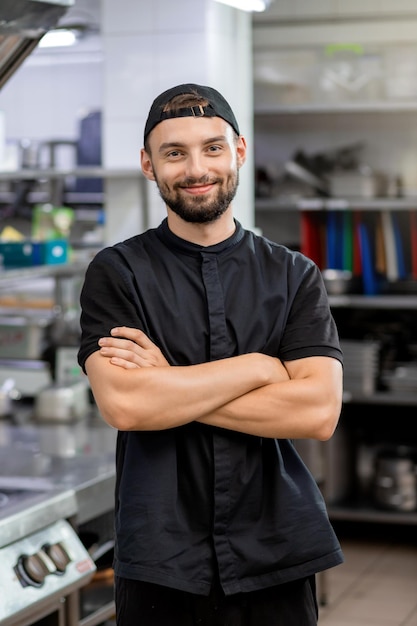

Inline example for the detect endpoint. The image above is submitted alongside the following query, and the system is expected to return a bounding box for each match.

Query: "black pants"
[115,575,319,626]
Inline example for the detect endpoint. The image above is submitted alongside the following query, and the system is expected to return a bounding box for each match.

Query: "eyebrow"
[158,135,228,154]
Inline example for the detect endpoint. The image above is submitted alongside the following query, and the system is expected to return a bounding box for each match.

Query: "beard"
[155,171,239,224]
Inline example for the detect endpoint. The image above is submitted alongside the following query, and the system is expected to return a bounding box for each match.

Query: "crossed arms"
[85,326,343,440]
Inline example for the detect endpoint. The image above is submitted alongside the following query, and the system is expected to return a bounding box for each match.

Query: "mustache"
[174,175,222,189]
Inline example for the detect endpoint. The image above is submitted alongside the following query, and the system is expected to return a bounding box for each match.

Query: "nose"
[184,151,208,180]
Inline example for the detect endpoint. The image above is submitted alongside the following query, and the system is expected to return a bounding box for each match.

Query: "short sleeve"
[77,249,146,372]
[279,259,343,364]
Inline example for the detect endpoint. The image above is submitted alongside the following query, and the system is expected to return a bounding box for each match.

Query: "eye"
[166,150,182,158]
[207,144,222,153]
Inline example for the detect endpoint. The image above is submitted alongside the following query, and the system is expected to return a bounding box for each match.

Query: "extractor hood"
[0,0,73,90]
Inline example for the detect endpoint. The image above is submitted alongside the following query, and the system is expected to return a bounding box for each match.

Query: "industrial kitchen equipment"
[0,420,117,626]
[0,0,74,90]
[0,474,96,626]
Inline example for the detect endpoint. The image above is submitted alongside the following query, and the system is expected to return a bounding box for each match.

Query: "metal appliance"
[0,480,96,626]
[0,0,74,90]
[0,514,96,626]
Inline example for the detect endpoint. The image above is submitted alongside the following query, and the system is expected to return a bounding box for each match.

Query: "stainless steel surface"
[0,416,117,547]
[0,412,116,626]
[0,0,73,90]
[0,518,95,626]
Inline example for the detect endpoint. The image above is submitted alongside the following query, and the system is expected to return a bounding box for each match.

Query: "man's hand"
[98,326,170,369]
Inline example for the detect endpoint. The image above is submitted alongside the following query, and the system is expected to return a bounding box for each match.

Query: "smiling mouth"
[182,184,215,195]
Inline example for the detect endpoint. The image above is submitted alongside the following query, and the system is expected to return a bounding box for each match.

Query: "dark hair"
[162,91,210,113]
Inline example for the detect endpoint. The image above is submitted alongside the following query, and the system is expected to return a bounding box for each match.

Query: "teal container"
[0,242,35,268]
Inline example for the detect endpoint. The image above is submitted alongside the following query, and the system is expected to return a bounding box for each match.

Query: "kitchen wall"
[0,0,255,243]
[99,0,254,243]
[2,1,417,241]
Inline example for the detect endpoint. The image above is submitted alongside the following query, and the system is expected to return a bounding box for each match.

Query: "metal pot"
[373,447,417,512]
[322,269,358,295]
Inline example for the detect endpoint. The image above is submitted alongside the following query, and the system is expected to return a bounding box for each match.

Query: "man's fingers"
[110,326,155,348]
[109,357,139,369]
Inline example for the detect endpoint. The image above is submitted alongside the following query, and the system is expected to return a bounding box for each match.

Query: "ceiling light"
[213,0,271,12]
[38,29,78,48]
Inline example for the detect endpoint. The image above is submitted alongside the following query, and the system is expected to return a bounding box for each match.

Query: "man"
[78,83,344,626]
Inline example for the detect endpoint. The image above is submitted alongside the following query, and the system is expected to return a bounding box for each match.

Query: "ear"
[141,148,156,181]
[236,135,247,169]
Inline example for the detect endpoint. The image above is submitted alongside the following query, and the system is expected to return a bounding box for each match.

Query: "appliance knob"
[16,553,49,587]
[43,542,71,573]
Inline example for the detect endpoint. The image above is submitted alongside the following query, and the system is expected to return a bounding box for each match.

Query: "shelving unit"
[324,396,417,526]
[0,167,144,208]
[0,166,147,248]
[254,94,417,528]
[326,297,417,526]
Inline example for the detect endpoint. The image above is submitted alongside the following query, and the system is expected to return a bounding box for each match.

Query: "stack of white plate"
[340,339,380,396]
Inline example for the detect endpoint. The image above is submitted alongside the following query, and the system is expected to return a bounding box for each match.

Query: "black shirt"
[78,218,344,596]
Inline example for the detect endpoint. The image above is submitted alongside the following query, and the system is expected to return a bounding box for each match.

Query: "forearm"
[87,328,343,438]
[198,358,343,440]
[86,350,281,431]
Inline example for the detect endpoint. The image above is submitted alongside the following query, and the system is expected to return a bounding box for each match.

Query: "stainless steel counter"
[0,414,117,548]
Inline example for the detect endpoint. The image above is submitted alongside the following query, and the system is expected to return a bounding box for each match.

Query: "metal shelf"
[0,191,104,205]
[0,261,89,289]
[343,390,417,406]
[255,101,417,116]
[255,197,417,212]
[0,167,142,181]
[327,503,417,526]
[328,294,417,309]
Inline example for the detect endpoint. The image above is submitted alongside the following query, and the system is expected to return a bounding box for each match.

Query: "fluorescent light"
[38,29,78,48]
[213,0,270,11]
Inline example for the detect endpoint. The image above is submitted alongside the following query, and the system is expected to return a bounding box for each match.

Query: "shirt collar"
[156,218,245,256]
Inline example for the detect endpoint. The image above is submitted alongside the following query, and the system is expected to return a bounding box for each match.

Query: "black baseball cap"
[143,83,240,144]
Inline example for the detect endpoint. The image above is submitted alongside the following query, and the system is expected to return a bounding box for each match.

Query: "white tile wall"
[103,34,156,122]
[101,0,155,33]
[154,32,210,88]
[103,119,142,170]
[102,0,255,234]
[104,175,147,245]
[155,0,207,32]
[0,61,102,141]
